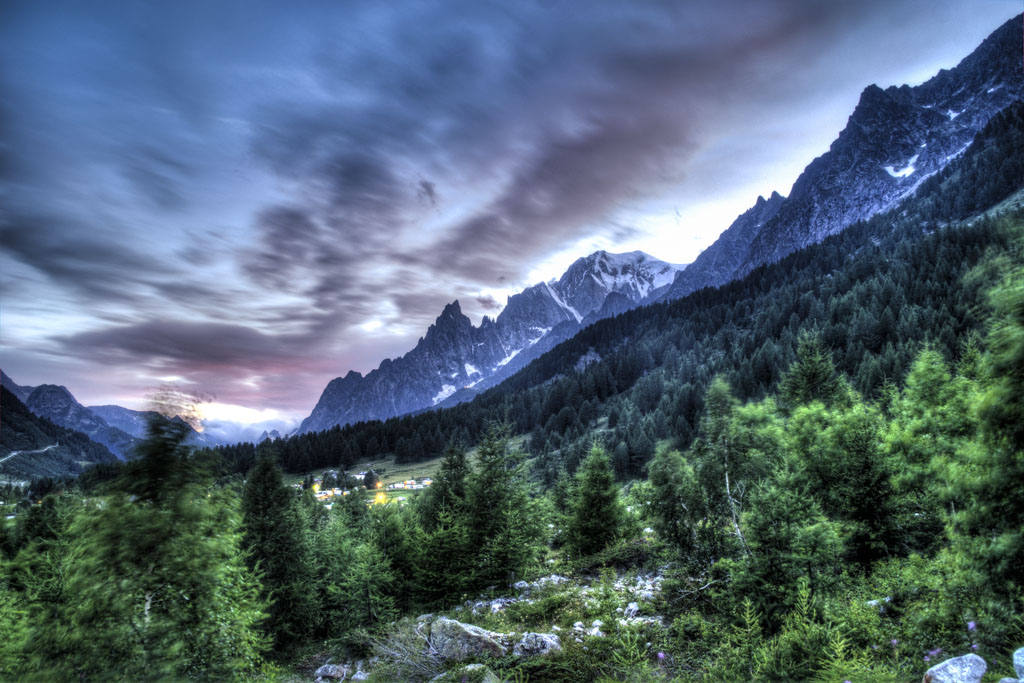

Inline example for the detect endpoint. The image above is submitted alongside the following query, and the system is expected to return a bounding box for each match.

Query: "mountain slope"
[0,370,35,404]
[299,251,684,433]
[25,385,139,459]
[0,386,119,480]
[663,13,1023,302]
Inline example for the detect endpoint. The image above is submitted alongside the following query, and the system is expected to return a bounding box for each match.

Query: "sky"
[0,0,1020,438]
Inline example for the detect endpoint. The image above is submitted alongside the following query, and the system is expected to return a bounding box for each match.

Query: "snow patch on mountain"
[885,154,919,178]
[543,281,582,322]
[432,384,456,405]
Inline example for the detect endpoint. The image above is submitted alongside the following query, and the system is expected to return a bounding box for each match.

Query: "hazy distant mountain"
[89,404,223,449]
[0,373,223,459]
[299,251,684,433]
[661,13,1024,302]
[258,429,284,443]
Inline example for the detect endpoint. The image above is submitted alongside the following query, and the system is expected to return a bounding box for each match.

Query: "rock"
[1015,647,1024,678]
[532,574,570,590]
[625,601,640,618]
[314,663,349,679]
[430,663,500,683]
[996,678,1018,683]
[573,621,585,630]
[923,653,987,683]
[513,632,563,657]
[350,672,368,681]
[513,580,530,592]
[428,617,507,660]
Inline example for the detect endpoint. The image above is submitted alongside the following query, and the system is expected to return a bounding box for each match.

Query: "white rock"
[923,653,986,683]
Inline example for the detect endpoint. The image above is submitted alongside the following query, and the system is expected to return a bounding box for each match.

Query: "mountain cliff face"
[299,251,684,433]
[663,13,1024,301]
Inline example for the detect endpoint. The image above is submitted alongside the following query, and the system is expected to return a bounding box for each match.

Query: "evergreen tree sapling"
[565,444,624,558]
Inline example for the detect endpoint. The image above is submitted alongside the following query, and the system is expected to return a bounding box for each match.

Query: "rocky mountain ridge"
[299,251,684,433]
[661,13,1024,302]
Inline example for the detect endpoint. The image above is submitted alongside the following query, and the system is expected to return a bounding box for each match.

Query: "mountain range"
[298,13,1024,434]
[298,251,684,433]
[659,13,1024,302]
[0,370,221,459]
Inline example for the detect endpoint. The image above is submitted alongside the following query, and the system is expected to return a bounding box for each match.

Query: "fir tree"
[565,444,624,558]
[779,333,844,408]
[241,453,316,650]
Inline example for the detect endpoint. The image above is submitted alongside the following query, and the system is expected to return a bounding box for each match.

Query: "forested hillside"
[206,100,1024,484]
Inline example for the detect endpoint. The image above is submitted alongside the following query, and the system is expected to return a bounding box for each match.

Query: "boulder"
[314,662,349,679]
[923,653,987,683]
[624,601,640,618]
[428,617,507,660]
[513,632,562,657]
[1016,647,1024,678]
[430,663,500,683]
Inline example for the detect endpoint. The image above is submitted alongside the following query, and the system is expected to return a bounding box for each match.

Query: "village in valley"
[297,468,433,509]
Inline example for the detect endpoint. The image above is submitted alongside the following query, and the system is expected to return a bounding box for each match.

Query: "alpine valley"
[3,10,1024,683]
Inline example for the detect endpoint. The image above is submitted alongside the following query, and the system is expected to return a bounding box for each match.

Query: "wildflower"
[924,655,931,662]
[890,639,899,647]
[967,621,976,631]
[971,644,979,651]
[928,648,943,656]
[657,652,665,661]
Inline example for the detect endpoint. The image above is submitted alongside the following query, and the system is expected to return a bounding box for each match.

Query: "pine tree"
[565,444,624,558]
[241,453,316,650]
[465,424,544,588]
[779,333,843,409]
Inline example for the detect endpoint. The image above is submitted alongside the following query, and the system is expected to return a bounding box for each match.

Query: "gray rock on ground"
[428,617,507,660]
[314,662,348,680]
[513,632,562,657]
[1015,646,1024,678]
[923,653,987,683]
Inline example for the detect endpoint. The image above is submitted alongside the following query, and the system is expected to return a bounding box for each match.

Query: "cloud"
[475,295,501,311]
[1,0,1019,416]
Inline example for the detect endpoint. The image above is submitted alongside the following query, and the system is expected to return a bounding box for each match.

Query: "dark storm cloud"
[475,295,501,312]
[2,0,1019,414]
[63,320,300,367]
[0,208,176,301]
[242,0,900,295]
